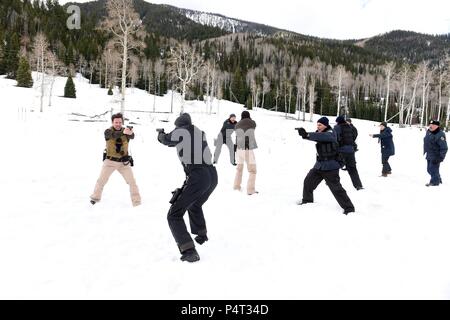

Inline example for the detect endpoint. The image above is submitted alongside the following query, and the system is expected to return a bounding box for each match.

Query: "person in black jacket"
[346,118,359,151]
[157,113,218,263]
[334,116,363,190]
[213,114,237,165]
[297,117,355,215]
[424,120,448,186]
[370,122,395,177]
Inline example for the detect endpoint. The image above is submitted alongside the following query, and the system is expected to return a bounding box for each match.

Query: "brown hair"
[111,113,124,122]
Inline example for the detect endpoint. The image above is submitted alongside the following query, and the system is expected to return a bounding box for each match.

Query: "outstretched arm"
[307,131,337,143]
[158,129,179,147]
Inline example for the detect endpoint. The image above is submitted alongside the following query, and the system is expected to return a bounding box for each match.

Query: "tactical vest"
[316,140,338,161]
[339,124,355,146]
[106,128,129,159]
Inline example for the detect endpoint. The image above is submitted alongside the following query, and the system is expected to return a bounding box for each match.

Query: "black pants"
[341,153,363,189]
[214,141,235,164]
[303,169,355,212]
[382,155,392,174]
[168,166,218,253]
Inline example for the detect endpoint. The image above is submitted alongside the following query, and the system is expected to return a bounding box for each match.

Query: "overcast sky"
[60,0,450,39]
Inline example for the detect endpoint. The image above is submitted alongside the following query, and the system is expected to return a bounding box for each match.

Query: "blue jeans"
[427,160,441,185]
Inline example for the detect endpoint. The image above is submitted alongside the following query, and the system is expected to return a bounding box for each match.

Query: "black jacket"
[158,113,213,174]
[218,119,237,144]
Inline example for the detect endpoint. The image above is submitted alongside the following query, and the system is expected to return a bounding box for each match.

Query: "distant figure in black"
[334,116,364,190]
[370,122,395,177]
[297,117,355,215]
[424,120,448,187]
[346,118,359,152]
[213,114,237,165]
[157,113,218,263]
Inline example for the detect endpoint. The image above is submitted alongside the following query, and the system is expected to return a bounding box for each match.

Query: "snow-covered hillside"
[0,74,449,299]
[181,9,247,34]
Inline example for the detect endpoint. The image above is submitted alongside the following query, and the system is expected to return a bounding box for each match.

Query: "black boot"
[90,200,96,205]
[195,235,208,245]
[180,248,200,263]
[343,208,355,215]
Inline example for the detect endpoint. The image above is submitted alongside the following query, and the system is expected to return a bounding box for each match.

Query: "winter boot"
[195,235,208,245]
[180,248,200,263]
[343,208,355,215]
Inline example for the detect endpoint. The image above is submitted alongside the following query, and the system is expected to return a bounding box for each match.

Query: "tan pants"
[91,160,141,206]
[234,149,257,195]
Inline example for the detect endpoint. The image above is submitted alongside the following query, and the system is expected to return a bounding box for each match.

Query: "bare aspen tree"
[420,61,430,127]
[296,67,308,121]
[88,60,96,85]
[47,51,63,107]
[154,59,164,96]
[383,62,395,122]
[446,84,450,129]
[129,57,139,90]
[275,85,280,113]
[406,69,421,126]
[262,76,270,110]
[168,43,204,114]
[309,74,317,122]
[101,0,145,114]
[436,60,448,121]
[398,65,410,127]
[78,55,87,77]
[33,33,49,113]
[203,59,217,114]
[332,65,346,116]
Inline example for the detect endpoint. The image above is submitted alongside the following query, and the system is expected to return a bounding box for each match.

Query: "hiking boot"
[297,200,313,206]
[356,187,364,191]
[195,235,208,245]
[180,248,200,263]
[343,208,355,215]
[426,183,439,187]
[248,191,259,196]
[381,173,388,177]
[90,200,97,205]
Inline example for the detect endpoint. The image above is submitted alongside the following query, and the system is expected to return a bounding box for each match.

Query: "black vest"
[316,140,339,161]
[339,124,355,146]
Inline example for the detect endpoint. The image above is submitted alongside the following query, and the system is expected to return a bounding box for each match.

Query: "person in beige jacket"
[234,111,258,195]
[90,113,141,207]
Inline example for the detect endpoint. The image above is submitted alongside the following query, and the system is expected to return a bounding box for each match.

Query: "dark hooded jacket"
[158,113,213,174]
[217,119,237,145]
[373,127,395,157]
[424,127,448,161]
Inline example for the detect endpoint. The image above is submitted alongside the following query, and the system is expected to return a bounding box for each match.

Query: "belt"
[106,156,124,162]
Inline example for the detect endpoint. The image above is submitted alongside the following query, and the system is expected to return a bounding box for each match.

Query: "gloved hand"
[157,132,165,142]
[298,128,308,139]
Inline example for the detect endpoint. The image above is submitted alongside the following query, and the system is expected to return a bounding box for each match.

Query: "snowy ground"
[0,74,449,299]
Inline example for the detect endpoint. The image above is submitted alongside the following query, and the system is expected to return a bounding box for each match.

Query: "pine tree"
[4,33,20,79]
[16,57,33,88]
[64,75,76,98]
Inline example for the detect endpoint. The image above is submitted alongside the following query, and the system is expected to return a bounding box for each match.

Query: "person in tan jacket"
[234,111,258,195]
[90,113,141,207]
